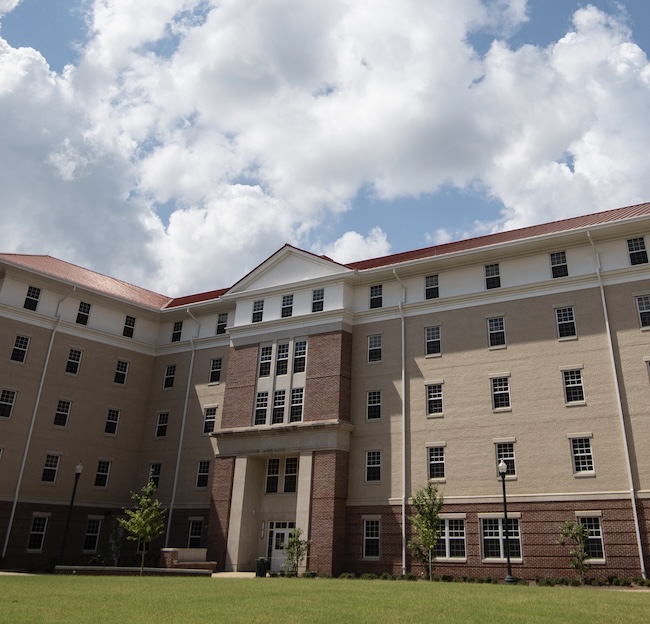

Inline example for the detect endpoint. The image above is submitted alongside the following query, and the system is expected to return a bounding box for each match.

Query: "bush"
[379,572,395,581]
[360,573,378,580]
[397,573,418,581]
[338,572,356,579]
[301,571,317,578]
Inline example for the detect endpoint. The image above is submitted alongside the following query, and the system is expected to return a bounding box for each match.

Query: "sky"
[1,0,650,297]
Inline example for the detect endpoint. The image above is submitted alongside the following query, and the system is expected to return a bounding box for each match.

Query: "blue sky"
[1,1,650,295]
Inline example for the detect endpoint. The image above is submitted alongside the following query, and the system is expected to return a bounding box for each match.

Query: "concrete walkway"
[212,571,256,578]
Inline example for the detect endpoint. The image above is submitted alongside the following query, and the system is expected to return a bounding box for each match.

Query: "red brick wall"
[207,456,236,570]
[220,344,258,428]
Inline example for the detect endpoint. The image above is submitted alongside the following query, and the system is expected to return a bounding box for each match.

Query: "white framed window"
[628,237,648,265]
[425,274,439,299]
[149,463,161,488]
[563,369,585,403]
[281,294,294,318]
[276,343,289,375]
[425,326,441,356]
[114,360,129,385]
[570,436,594,474]
[171,321,183,342]
[428,446,445,480]
[216,313,228,335]
[284,457,298,493]
[290,388,304,422]
[259,345,272,377]
[163,364,176,388]
[76,301,91,325]
[196,460,210,488]
[203,407,217,434]
[254,392,268,425]
[41,454,60,483]
[481,517,521,560]
[485,263,501,289]
[24,285,41,311]
[27,515,49,551]
[293,340,307,373]
[491,376,511,409]
[272,390,285,424]
[636,295,650,328]
[434,518,466,559]
[495,442,516,477]
[426,384,443,416]
[123,315,136,338]
[252,300,264,323]
[104,408,120,435]
[95,460,111,488]
[365,450,381,482]
[488,317,506,347]
[11,335,30,363]
[363,518,380,559]
[156,412,169,438]
[312,288,324,312]
[368,335,382,363]
[188,519,203,548]
[54,400,71,427]
[266,458,280,493]
[66,348,82,375]
[0,389,16,419]
[209,358,222,383]
[83,518,102,552]
[550,251,568,278]
[367,390,381,420]
[577,516,605,560]
[370,284,383,309]
[556,307,576,338]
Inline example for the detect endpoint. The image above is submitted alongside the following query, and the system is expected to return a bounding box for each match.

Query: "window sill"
[426,413,444,419]
[425,353,442,359]
[640,326,650,332]
[558,335,578,342]
[586,558,606,565]
[488,345,507,351]
[482,557,522,564]
[573,472,596,478]
[208,381,221,386]
[435,557,467,563]
[365,481,381,486]
[428,478,446,484]
[492,407,512,413]
[367,361,382,365]
[565,401,587,407]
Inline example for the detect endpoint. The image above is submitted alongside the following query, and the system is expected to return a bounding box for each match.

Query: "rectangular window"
[188,520,203,548]
[255,392,268,425]
[252,300,264,323]
[578,516,605,560]
[571,437,594,473]
[363,519,380,558]
[293,340,307,373]
[209,358,222,383]
[370,285,383,309]
[54,400,71,427]
[550,251,569,278]
[426,384,443,416]
[66,348,82,375]
[196,460,210,488]
[281,294,294,318]
[11,335,30,363]
[76,301,91,325]
[156,412,169,438]
[27,515,48,551]
[628,237,648,265]
[368,335,382,363]
[367,390,381,420]
[266,458,280,493]
[312,288,324,313]
[488,317,506,347]
[284,457,298,493]
[149,463,161,488]
[163,364,176,388]
[290,388,304,422]
[203,407,217,434]
[428,446,445,479]
[485,263,501,289]
[95,460,111,488]
[481,518,521,559]
[434,519,466,559]
[425,274,439,300]
[425,326,441,355]
[366,450,381,482]
[104,408,120,435]
[637,295,650,328]
[171,321,183,342]
[216,313,228,335]
[272,391,285,424]
[259,346,272,377]
[563,369,585,403]
[276,343,289,375]
[83,518,102,552]
[24,285,41,311]
[556,307,576,338]
[114,360,129,385]
[496,442,516,476]
[0,389,16,419]
[123,315,136,338]
[41,454,60,483]
[491,377,511,409]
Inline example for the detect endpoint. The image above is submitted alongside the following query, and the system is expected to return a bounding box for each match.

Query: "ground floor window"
[363,518,380,559]
[434,518,466,559]
[83,518,102,552]
[578,516,605,560]
[188,519,203,548]
[481,517,521,560]
[27,515,49,551]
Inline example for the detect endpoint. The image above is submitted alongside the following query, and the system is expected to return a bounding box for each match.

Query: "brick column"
[207,456,236,571]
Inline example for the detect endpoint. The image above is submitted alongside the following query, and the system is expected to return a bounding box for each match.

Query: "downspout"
[587,231,646,579]
[2,286,75,558]
[393,269,407,576]
[165,308,199,547]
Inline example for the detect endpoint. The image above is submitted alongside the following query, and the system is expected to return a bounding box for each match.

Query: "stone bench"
[159,548,217,572]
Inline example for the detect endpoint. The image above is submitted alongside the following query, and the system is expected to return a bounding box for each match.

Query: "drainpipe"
[393,269,407,576]
[587,231,646,579]
[165,308,200,547]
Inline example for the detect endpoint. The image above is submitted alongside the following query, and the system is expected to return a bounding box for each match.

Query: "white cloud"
[313,227,391,265]
[0,0,21,16]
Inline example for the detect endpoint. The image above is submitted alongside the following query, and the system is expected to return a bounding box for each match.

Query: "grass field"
[0,576,648,624]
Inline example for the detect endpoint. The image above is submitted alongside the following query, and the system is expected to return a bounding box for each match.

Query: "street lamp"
[59,462,83,565]
[497,459,515,584]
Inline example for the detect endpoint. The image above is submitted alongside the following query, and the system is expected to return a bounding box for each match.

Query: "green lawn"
[0,576,648,624]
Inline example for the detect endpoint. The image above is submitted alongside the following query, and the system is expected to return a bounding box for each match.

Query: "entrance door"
[270,529,289,572]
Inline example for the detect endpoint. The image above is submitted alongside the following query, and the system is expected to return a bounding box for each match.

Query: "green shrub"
[338,572,356,579]
[379,572,395,580]
[301,571,317,578]
[360,573,378,580]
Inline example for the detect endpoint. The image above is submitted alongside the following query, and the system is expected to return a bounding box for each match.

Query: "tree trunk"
[140,545,146,576]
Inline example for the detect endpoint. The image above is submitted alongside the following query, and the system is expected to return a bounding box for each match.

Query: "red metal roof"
[165,288,230,309]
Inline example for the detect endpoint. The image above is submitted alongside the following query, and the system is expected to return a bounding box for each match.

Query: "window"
[571,437,594,474]
[95,460,111,487]
[367,391,381,420]
[259,346,272,377]
[556,307,576,338]
[491,377,510,409]
[149,463,161,488]
[24,285,41,311]
[0,389,16,418]
[272,391,285,424]
[188,519,203,548]
[563,369,585,403]
[196,460,210,488]
[171,321,183,342]
[550,251,568,278]
[41,454,60,483]
[637,295,650,328]
[293,340,307,373]
[254,392,268,425]
[426,384,443,416]
[366,450,381,482]
[425,274,439,299]
[281,294,294,318]
[209,358,222,383]
[276,343,289,375]
[104,409,120,435]
[123,315,136,338]
[66,348,82,375]
[163,364,176,388]
[481,518,521,559]
[488,317,506,347]
[434,519,466,559]
[284,457,298,493]
[156,412,169,437]
[27,515,48,551]
[83,518,102,552]
[252,300,264,323]
[114,360,129,385]
[578,516,605,560]
[425,326,441,355]
[368,335,382,363]
[266,458,280,493]
[363,519,380,558]
[312,288,324,312]
[54,400,71,427]
[485,263,501,289]
[290,388,304,422]
[216,313,228,335]
[428,446,445,479]
[76,301,91,325]
[628,237,648,265]
[203,407,217,434]
[370,285,383,309]
[496,442,516,477]
[11,335,30,363]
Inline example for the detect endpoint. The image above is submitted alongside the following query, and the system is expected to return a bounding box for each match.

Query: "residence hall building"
[1,202,650,581]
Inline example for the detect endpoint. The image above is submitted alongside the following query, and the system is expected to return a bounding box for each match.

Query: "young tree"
[557,520,590,584]
[117,480,166,575]
[282,527,311,577]
[408,483,444,581]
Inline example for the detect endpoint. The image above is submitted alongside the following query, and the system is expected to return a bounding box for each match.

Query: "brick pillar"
[207,456,236,571]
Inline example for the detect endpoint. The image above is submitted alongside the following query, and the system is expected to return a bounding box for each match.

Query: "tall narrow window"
[481,518,521,559]
[252,300,264,323]
[0,389,16,418]
[365,450,381,482]
[495,442,516,476]
[95,460,111,487]
[485,263,501,289]
[41,454,60,482]
[425,326,441,355]
[293,340,307,373]
[563,369,585,403]
[104,408,120,435]
[216,313,228,335]
[203,407,217,434]
[163,364,176,388]
[196,460,210,488]
[488,317,506,347]
[491,377,510,409]
[255,392,268,425]
[556,307,576,338]
[363,519,380,558]
[425,274,439,299]
[628,237,648,265]
[54,400,71,427]
[367,391,381,420]
[578,516,605,559]
[156,412,169,437]
[209,358,222,383]
[290,388,304,422]
[24,286,41,311]
[284,457,298,493]
[636,295,650,328]
[281,294,294,318]
[66,348,82,375]
[272,390,286,424]
[571,437,594,473]
[11,335,30,363]
[84,518,102,552]
[259,346,272,377]
[149,463,161,488]
[550,251,568,278]
[266,458,280,493]
[368,335,382,363]
[171,321,183,342]
[123,315,136,338]
[428,446,445,479]
[426,384,443,416]
[276,343,289,375]
[188,519,203,548]
[370,285,383,309]
[312,288,324,312]
[27,516,48,551]
[76,301,91,325]
[114,360,129,385]
[434,519,466,559]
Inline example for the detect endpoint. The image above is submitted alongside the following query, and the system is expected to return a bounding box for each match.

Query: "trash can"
[256,557,268,577]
